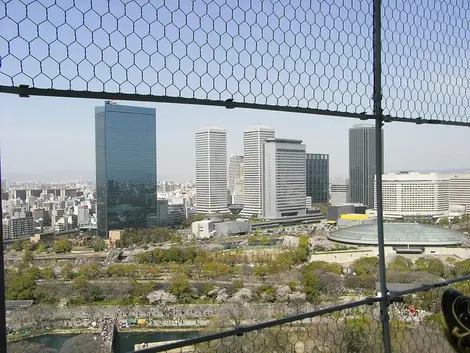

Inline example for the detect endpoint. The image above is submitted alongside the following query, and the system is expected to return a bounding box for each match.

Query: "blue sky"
[0,0,469,181]
[0,94,469,182]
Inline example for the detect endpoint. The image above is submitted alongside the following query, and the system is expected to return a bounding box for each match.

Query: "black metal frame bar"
[0,85,469,128]
[0,158,6,353]
[1,1,470,352]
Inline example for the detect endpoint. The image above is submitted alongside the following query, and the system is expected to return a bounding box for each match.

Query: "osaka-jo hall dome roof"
[328,223,467,246]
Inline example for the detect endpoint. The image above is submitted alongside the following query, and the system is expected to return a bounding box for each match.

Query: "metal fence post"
[0,156,6,353]
[373,0,392,352]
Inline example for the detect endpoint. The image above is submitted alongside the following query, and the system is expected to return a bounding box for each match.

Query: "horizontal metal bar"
[131,296,381,353]
[0,85,371,120]
[1,85,469,127]
[388,274,470,300]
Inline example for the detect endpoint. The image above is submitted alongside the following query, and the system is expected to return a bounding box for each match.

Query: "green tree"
[301,267,320,303]
[298,235,310,249]
[54,239,72,253]
[257,284,276,302]
[78,264,102,279]
[12,239,23,251]
[303,261,343,275]
[438,217,450,226]
[415,257,445,277]
[5,268,39,300]
[168,273,192,299]
[388,255,413,272]
[453,216,461,224]
[130,280,157,303]
[72,277,104,302]
[36,242,47,253]
[61,262,76,280]
[452,259,470,277]
[42,267,55,279]
[90,237,106,252]
[352,257,380,276]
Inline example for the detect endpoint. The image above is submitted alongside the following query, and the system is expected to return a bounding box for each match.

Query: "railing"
[0,1,469,353]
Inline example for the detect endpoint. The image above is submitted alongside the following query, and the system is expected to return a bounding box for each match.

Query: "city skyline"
[1,95,470,182]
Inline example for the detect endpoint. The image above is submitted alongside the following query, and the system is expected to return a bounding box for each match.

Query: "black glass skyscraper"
[95,102,157,236]
[306,153,329,204]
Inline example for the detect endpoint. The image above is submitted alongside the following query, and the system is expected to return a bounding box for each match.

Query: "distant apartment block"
[263,139,306,219]
[306,153,329,204]
[240,125,275,218]
[77,205,90,226]
[195,127,229,214]
[3,216,34,239]
[375,172,449,218]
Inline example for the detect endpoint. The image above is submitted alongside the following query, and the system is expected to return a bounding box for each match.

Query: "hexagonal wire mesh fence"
[382,0,470,124]
[134,275,470,353]
[0,0,374,118]
[1,0,469,125]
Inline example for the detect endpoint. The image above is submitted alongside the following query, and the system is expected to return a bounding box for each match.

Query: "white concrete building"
[263,138,306,219]
[195,127,229,214]
[240,125,275,218]
[228,155,244,195]
[375,172,450,218]
[191,219,215,239]
[449,173,470,211]
[330,178,349,205]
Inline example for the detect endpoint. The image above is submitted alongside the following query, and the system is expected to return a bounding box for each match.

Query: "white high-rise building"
[233,163,245,205]
[240,125,275,218]
[263,138,306,219]
[228,155,244,194]
[375,172,449,218]
[449,173,470,211]
[195,127,229,214]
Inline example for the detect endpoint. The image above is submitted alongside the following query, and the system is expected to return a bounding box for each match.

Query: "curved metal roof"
[328,223,467,246]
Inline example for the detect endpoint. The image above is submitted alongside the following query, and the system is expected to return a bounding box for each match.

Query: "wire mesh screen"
[0,0,373,114]
[143,302,385,353]
[382,0,470,124]
[388,287,455,353]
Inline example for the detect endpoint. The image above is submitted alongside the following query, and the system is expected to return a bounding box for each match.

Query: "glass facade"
[95,103,157,236]
[306,153,329,204]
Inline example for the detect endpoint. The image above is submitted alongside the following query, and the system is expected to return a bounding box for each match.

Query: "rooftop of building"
[265,138,303,144]
[244,124,275,132]
[328,222,467,246]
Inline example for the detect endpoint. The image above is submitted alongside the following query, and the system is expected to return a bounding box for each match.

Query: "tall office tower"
[195,127,229,214]
[95,102,157,237]
[240,125,275,218]
[306,153,329,204]
[349,124,380,208]
[263,139,306,219]
[228,155,244,194]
